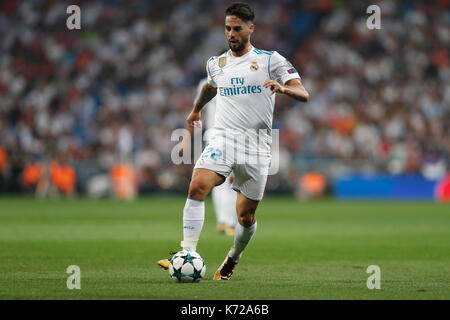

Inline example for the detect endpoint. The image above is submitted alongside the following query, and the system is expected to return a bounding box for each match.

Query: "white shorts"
[194,134,271,201]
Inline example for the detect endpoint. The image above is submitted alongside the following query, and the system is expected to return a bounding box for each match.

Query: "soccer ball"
[169,250,206,283]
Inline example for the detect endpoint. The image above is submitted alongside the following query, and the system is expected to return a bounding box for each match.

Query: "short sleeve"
[206,57,217,88]
[269,51,301,85]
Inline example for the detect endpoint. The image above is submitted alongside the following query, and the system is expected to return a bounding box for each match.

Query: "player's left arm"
[263,78,309,102]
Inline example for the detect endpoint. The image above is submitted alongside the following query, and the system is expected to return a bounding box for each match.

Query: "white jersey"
[206,46,300,154]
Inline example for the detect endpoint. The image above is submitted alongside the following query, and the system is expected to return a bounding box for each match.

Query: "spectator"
[0,0,448,195]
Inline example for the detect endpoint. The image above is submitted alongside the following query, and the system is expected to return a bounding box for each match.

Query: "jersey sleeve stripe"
[207,56,218,76]
[253,48,274,55]
[268,54,273,80]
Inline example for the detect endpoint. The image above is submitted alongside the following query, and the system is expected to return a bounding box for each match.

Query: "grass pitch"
[0,195,449,299]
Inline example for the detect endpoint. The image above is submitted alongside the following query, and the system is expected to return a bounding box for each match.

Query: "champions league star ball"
[169,250,206,283]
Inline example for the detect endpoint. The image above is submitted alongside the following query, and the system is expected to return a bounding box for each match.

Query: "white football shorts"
[194,133,271,201]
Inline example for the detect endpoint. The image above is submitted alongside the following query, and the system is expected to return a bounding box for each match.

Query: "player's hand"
[263,80,285,95]
[186,110,202,128]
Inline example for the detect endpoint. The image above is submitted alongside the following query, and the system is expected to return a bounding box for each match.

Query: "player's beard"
[228,37,247,52]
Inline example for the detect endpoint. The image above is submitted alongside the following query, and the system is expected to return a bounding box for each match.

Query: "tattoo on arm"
[193,84,217,112]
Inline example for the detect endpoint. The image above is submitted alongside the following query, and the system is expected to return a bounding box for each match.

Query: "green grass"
[0,195,449,299]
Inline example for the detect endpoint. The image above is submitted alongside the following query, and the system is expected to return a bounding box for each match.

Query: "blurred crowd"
[0,0,449,195]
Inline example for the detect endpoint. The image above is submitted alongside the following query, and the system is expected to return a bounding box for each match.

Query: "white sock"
[227,221,257,262]
[212,186,226,225]
[212,179,237,227]
[180,198,205,252]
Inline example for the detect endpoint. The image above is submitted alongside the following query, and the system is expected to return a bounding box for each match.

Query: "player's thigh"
[190,168,225,192]
[193,135,233,185]
[232,157,270,203]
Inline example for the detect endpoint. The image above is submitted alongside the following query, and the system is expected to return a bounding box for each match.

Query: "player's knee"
[237,212,255,227]
[188,180,210,199]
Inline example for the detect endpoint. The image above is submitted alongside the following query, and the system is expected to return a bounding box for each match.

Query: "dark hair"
[225,2,255,23]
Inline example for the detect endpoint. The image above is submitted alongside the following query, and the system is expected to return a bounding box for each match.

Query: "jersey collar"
[228,45,254,59]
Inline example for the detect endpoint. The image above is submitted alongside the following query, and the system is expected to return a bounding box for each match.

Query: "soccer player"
[197,77,237,237]
[158,2,309,280]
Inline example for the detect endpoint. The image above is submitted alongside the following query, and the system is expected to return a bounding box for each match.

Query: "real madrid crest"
[219,57,227,68]
[250,61,259,71]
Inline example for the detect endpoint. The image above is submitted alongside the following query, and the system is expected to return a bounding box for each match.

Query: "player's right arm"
[187,57,219,128]
[187,83,217,128]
